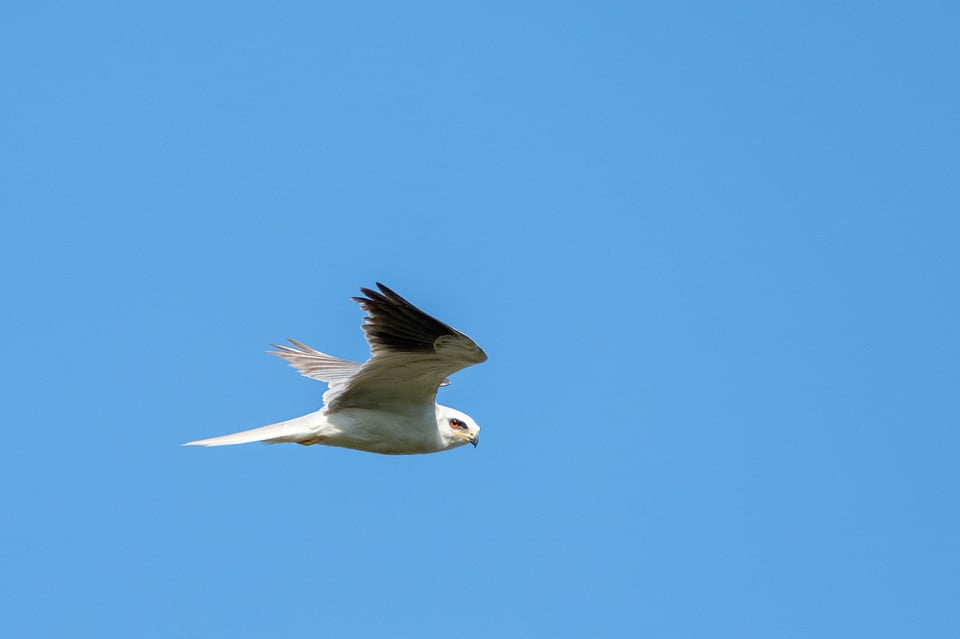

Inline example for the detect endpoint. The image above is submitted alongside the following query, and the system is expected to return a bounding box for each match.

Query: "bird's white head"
[436,405,480,450]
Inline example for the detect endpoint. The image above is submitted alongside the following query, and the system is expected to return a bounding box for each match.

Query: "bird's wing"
[267,339,362,383]
[267,338,452,391]
[325,283,486,412]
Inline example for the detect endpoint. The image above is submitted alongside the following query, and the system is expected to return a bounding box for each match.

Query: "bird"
[184,283,487,454]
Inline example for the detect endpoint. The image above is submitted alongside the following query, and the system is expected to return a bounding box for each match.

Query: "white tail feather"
[183,412,324,447]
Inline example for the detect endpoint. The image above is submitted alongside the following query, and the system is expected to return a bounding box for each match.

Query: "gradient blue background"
[2,2,958,637]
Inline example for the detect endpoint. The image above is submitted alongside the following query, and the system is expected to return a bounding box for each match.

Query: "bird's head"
[436,406,480,450]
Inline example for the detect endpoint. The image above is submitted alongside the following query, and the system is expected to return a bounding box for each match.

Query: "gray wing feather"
[267,339,362,383]
[268,337,451,390]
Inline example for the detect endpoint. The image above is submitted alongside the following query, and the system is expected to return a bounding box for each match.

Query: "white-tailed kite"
[184,283,486,454]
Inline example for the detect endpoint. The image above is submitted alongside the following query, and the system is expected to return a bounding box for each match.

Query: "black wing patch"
[352,283,462,354]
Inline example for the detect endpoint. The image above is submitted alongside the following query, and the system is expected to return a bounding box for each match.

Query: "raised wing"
[268,338,452,391]
[268,339,362,384]
[325,283,486,412]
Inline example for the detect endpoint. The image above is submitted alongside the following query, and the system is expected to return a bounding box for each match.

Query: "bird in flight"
[184,283,486,454]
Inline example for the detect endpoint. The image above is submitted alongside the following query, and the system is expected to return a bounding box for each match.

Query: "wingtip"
[372,282,410,306]
[354,287,378,302]
[354,284,395,307]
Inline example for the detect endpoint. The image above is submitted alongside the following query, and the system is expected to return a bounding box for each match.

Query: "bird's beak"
[469,434,479,448]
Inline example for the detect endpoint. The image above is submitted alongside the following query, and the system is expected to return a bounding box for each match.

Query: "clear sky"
[2,2,958,637]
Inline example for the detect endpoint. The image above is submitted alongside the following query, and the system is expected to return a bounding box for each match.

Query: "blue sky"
[2,2,958,637]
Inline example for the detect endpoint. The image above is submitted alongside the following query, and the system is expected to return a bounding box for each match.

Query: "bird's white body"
[191,404,474,455]
[184,284,485,455]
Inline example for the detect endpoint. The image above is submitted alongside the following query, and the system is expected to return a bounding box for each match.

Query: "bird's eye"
[449,418,465,429]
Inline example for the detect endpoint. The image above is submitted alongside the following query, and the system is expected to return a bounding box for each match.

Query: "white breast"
[320,406,442,455]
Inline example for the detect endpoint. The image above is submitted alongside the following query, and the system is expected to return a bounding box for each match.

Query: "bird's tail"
[183,411,325,447]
